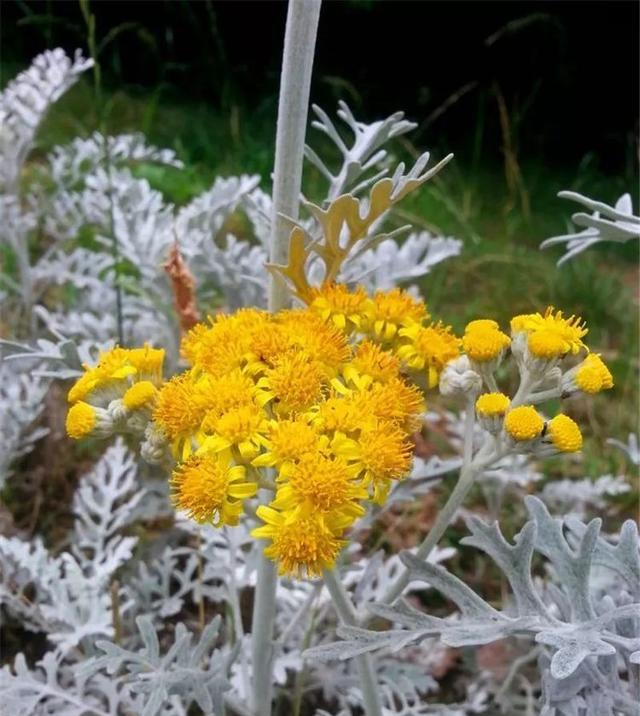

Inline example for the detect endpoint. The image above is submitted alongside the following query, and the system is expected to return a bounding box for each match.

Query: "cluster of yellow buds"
[65,284,613,577]
[452,307,613,458]
[65,345,165,442]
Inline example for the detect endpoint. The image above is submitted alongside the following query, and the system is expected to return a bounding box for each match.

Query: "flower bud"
[439,355,482,397]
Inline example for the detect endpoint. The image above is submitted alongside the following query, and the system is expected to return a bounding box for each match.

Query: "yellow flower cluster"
[66,345,165,439]
[309,284,461,388]
[65,284,613,578]
[79,297,421,578]
[171,305,424,576]
[464,306,614,455]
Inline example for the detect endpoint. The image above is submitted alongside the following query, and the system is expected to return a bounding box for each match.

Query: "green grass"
[12,71,640,480]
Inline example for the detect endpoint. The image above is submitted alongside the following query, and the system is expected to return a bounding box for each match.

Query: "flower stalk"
[268,0,322,312]
[251,2,322,715]
[323,569,383,716]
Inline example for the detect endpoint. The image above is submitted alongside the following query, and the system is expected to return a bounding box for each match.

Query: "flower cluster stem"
[374,397,478,610]
[251,2,322,715]
[323,569,383,716]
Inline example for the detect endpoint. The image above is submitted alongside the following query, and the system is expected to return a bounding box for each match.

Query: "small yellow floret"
[123,381,158,410]
[66,402,96,439]
[170,454,255,526]
[347,341,400,385]
[369,288,428,340]
[465,319,500,332]
[475,392,511,417]
[252,507,346,577]
[575,354,614,394]
[276,453,362,513]
[263,352,326,413]
[253,419,320,467]
[397,322,461,388]
[309,283,372,332]
[356,377,424,430]
[547,414,583,452]
[127,345,165,381]
[207,404,266,447]
[462,323,511,363]
[153,372,208,440]
[68,371,98,404]
[313,395,367,434]
[512,306,588,358]
[527,330,571,360]
[334,420,412,504]
[278,310,352,371]
[504,405,544,441]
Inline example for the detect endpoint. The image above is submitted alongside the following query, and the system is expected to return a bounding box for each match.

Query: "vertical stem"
[250,490,278,716]
[268,0,322,312]
[323,569,383,716]
[252,5,322,715]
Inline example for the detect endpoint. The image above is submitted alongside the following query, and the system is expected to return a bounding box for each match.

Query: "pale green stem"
[323,569,383,716]
[511,369,537,407]
[228,535,251,701]
[374,396,478,610]
[268,0,322,312]
[251,2,322,715]
[250,528,277,716]
[376,464,477,608]
[528,387,562,404]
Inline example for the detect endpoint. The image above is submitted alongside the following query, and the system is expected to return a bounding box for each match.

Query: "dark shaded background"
[2,0,638,177]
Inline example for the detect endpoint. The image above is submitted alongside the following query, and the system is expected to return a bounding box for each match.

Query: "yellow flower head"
[127,345,165,383]
[345,341,401,387]
[274,452,365,516]
[369,288,428,341]
[181,310,268,375]
[201,403,268,461]
[253,506,347,577]
[397,321,461,388]
[278,310,352,372]
[67,346,138,404]
[199,369,257,419]
[252,418,321,468]
[546,414,583,453]
[68,370,99,405]
[511,307,588,359]
[309,283,372,332]
[170,453,256,526]
[356,377,424,430]
[123,381,158,410]
[475,392,511,417]
[312,394,369,435]
[465,319,500,332]
[246,322,292,368]
[334,421,412,504]
[575,354,614,394]
[462,320,511,363]
[153,371,208,441]
[504,405,545,442]
[66,401,96,439]
[260,351,327,414]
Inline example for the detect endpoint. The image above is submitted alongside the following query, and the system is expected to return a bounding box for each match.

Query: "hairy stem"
[268,0,322,312]
[323,569,383,716]
[250,491,278,716]
[374,399,478,610]
[250,3,321,715]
